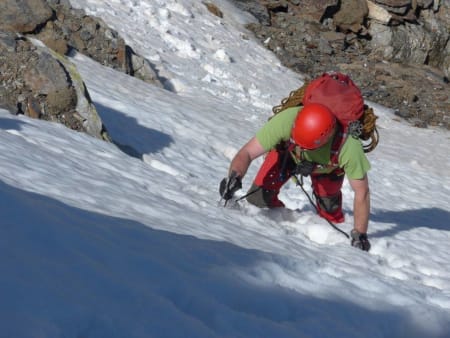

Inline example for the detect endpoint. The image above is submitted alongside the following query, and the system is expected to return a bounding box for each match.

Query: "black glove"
[219,171,242,200]
[350,229,371,251]
[294,160,315,177]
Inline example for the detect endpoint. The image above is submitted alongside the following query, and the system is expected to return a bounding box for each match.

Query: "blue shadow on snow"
[370,207,450,238]
[0,179,448,338]
[94,102,174,159]
[0,117,25,131]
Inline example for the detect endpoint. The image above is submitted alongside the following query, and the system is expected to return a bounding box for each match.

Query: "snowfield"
[1,0,449,337]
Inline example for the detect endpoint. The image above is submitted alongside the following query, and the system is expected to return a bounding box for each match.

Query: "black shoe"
[351,230,371,252]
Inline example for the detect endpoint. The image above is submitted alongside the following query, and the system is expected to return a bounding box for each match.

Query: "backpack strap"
[330,124,347,170]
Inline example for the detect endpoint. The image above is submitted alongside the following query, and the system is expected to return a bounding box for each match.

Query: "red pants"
[247,149,345,223]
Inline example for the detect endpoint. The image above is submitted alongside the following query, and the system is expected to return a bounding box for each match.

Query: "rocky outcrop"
[0,32,108,139]
[0,0,163,139]
[233,0,450,129]
[0,0,163,84]
[0,0,53,33]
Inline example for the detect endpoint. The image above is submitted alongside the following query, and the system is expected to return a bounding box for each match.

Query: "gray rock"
[0,31,17,52]
[0,0,165,142]
[22,48,70,95]
[0,32,108,139]
[0,0,53,33]
[131,54,164,87]
[373,0,411,6]
[237,0,450,129]
[333,0,369,33]
[229,0,271,25]
[289,0,339,22]
[417,0,435,8]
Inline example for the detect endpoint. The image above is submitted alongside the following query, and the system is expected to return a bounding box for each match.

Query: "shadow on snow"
[371,207,450,238]
[0,180,447,338]
[0,117,26,131]
[94,102,174,159]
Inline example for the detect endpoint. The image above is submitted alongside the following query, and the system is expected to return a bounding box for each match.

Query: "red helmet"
[291,103,336,149]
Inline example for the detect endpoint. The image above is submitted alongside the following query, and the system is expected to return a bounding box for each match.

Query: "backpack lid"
[302,72,364,126]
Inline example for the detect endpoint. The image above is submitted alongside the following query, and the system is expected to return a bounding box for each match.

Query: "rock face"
[0,32,107,139]
[0,0,163,139]
[0,0,53,33]
[233,0,450,129]
[1,0,448,132]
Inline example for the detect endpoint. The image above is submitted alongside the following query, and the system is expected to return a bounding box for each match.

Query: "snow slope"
[1,0,449,337]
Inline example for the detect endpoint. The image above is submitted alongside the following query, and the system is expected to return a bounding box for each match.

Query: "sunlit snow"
[1,0,449,337]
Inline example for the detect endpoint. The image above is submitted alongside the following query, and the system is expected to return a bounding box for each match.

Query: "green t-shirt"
[255,107,371,179]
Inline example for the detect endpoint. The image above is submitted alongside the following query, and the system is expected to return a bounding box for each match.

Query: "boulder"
[0,0,164,141]
[0,32,109,140]
[0,0,53,33]
[333,0,369,33]
[286,0,339,22]
[367,1,392,24]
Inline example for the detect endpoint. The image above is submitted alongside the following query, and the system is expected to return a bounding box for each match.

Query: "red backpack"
[303,72,365,165]
[302,72,364,132]
[272,72,378,155]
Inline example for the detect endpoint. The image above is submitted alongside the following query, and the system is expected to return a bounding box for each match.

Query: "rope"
[292,175,350,239]
[271,83,380,154]
[271,82,310,116]
[359,105,379,153]
[222,175,349,239]
[222,80,377,237]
